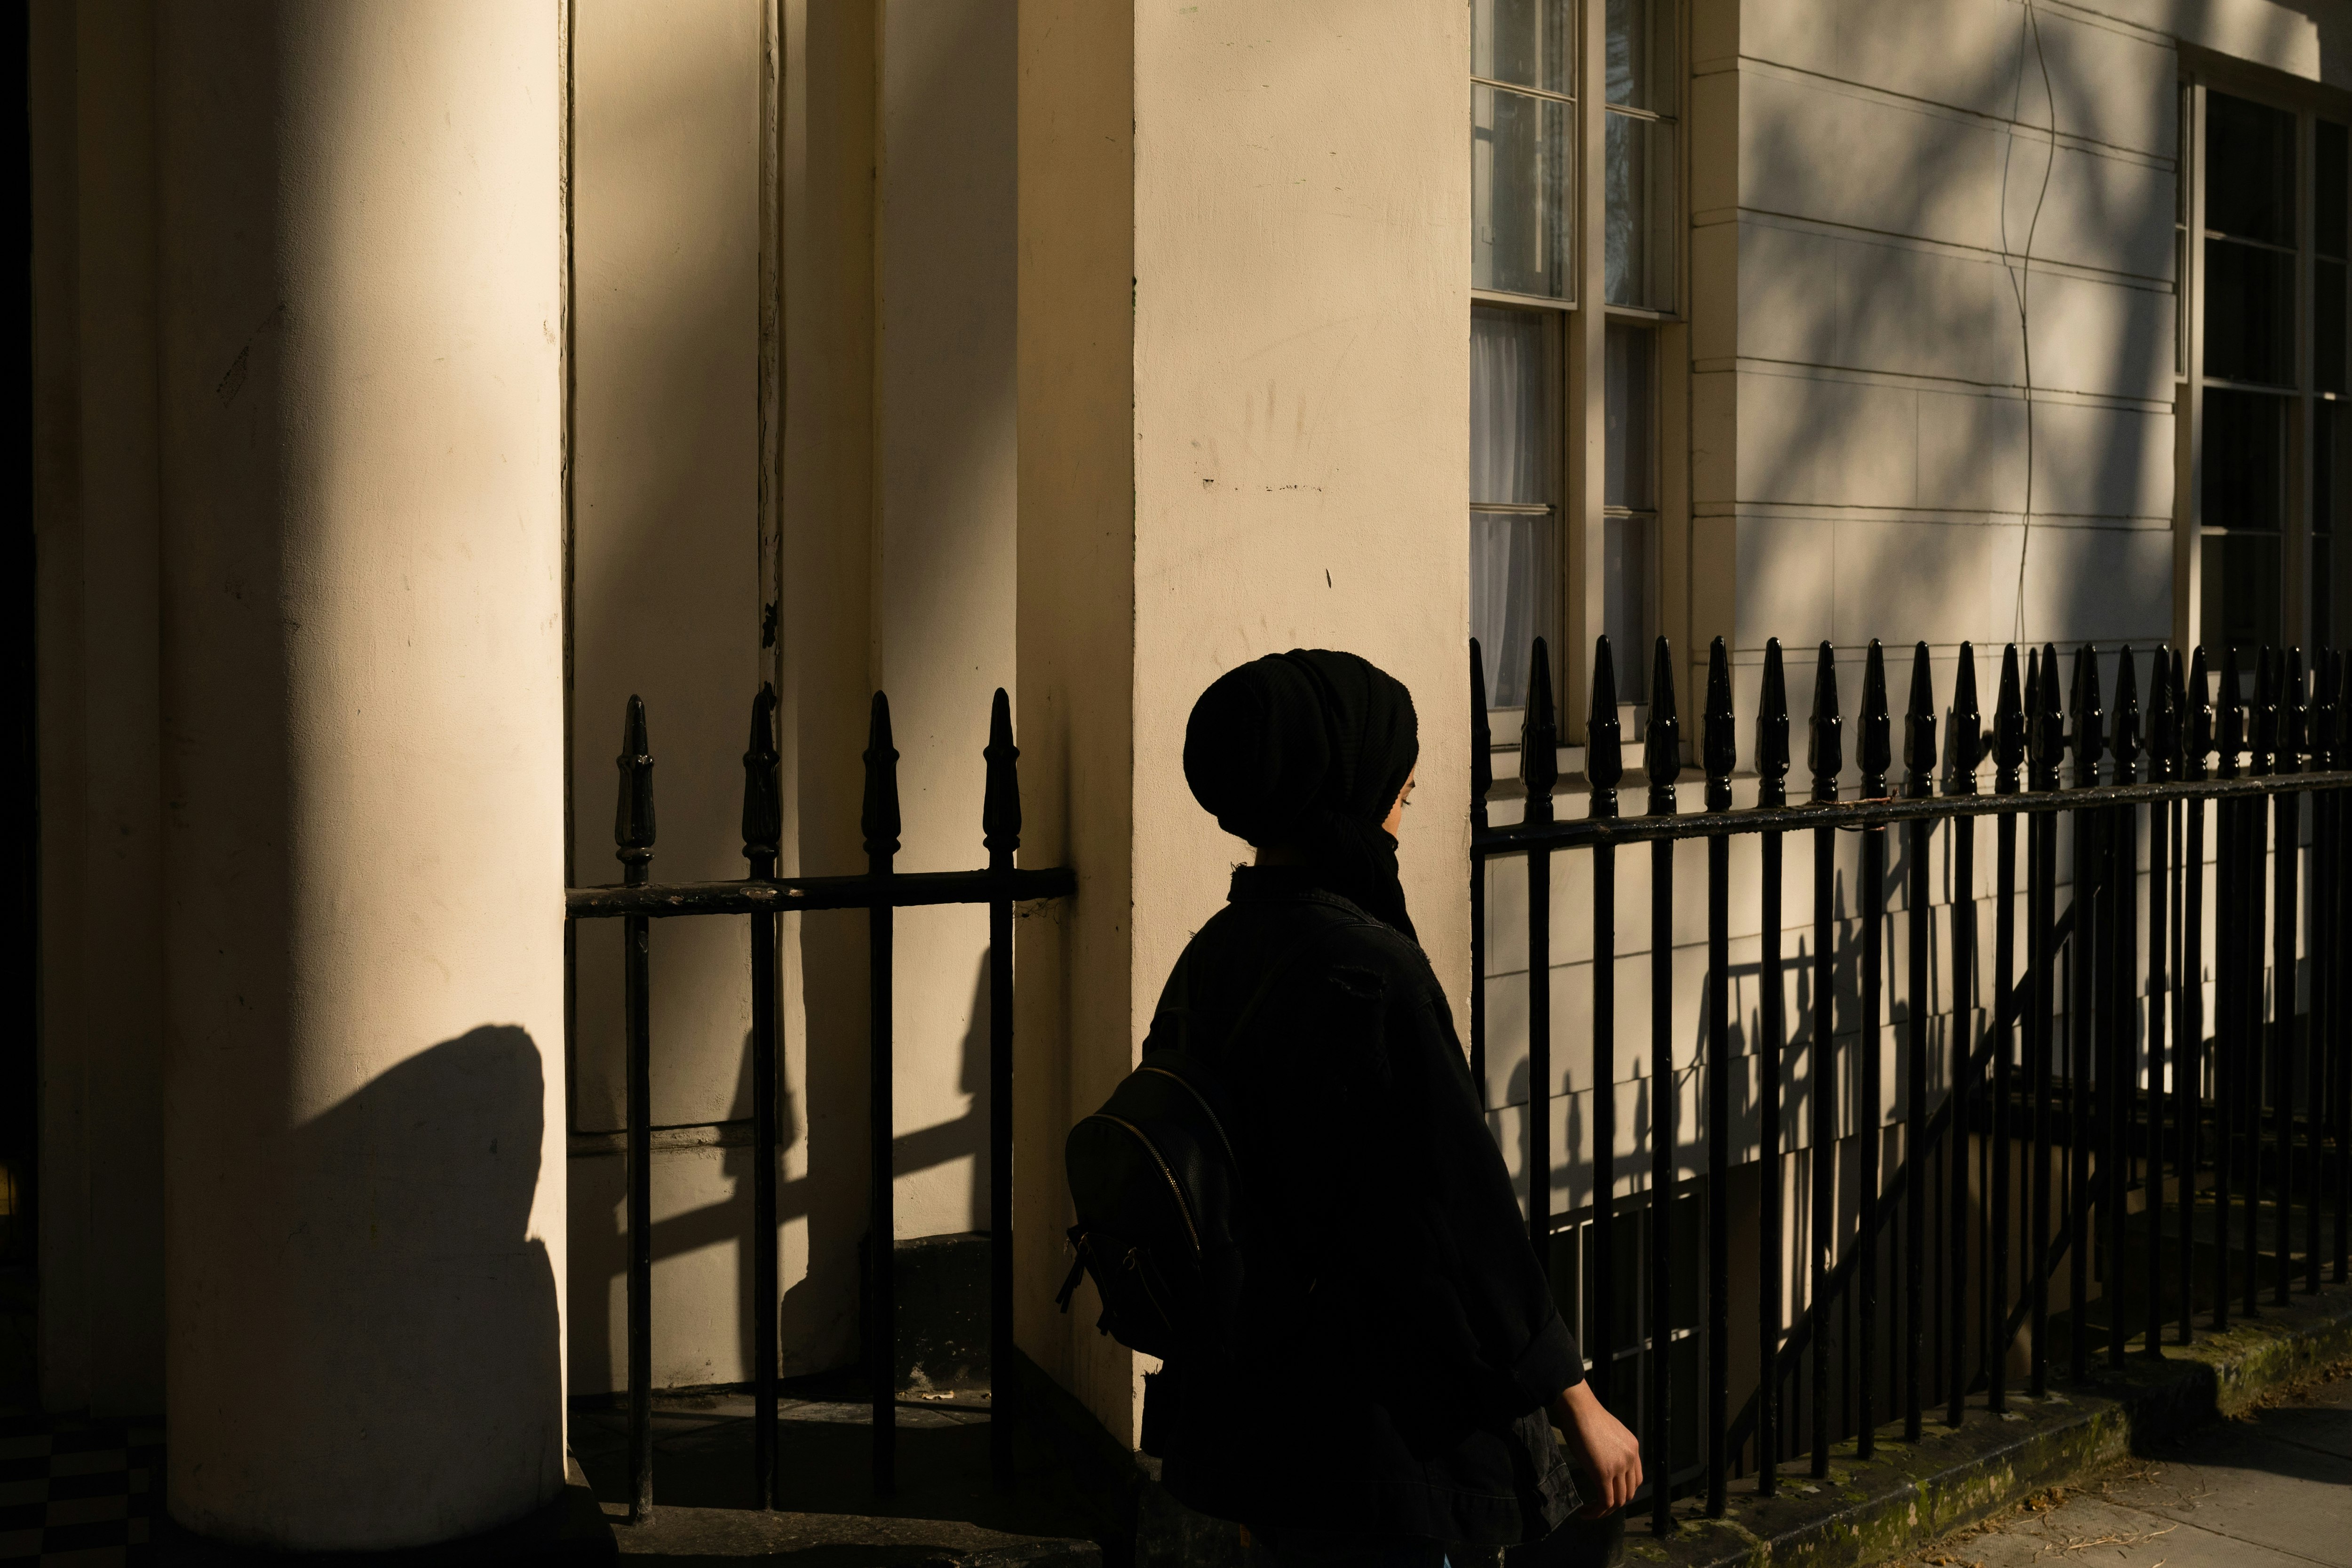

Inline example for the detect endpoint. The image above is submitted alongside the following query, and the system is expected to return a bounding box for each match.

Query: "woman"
[1147,649,1641,1568]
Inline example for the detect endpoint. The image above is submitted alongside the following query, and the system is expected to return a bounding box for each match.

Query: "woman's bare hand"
[1549,1379,1642,1518]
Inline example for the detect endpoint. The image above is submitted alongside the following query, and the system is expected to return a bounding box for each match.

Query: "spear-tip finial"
[742,683,781,866]
[983,686,1021,861]
[1808,641,1843,802]
[1703,637,1736,810]
[2110,646,2141,779]
[2148,646,2179,783]
[1646,636,1681,807]
[1470,639,1494,810]
[1902,640,1937,798]
[2217,646,2245,776]
[1587,635,1624,803]
[2185,646,2212,779]
[1946,641,1983,795]
[1858,639,1891,796]
[862,690,902,860]
[1994,644,2025,791]
[1756,638,1791,807]
[1521,636,1560,819]
[2069,643,2104,784]
[616,694,656,874]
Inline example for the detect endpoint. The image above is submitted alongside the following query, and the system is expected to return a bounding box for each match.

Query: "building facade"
[21,0,2352,1551]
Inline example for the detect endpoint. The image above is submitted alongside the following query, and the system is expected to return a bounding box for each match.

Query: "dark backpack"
[1056,907,1371,1361]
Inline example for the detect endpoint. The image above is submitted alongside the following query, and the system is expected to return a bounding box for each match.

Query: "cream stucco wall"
[1018,0,1474,1445]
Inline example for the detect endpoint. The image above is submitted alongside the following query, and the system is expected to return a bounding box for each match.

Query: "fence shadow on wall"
[1470,631,2352,1537]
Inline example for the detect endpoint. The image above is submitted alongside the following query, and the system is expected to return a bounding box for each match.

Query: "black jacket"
[1148,866,1584,1545]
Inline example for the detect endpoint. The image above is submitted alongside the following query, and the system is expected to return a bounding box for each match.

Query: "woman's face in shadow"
[1383,771,1415,839]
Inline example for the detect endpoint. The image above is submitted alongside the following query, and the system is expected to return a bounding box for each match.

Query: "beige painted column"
[1019,0,1470,1446]
[154,3,568,1549]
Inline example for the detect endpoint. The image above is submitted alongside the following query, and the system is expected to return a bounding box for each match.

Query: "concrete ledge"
[1637,1282,2352,1568]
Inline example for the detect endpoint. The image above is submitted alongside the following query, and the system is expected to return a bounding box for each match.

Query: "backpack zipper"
[1084,1114,1202,1258]
[1134,1065,1241,1180]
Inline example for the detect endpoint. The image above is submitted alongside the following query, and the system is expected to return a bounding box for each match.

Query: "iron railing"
[567,685,1073,1522]
[1470,633,2352,1536]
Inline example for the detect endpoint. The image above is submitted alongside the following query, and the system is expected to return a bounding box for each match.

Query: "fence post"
[1755,640,1790,1489]
[1645,636,1681,1536]
[1856,642,1889,1453]
[2273,651,2303,1305]
[1806,644,1842,1476]
[2146,650,2178,1356]
[2027,645,2064,1394]
[1702,639,1735,1516]
[743,686,783,1509]
[2066,646,2103,1383]
[1944,642,1982,1425]
[2108,650,2141,1370]
[615,696,658,1524]
[1471,642,1493,1103]
[1901,644,1935,1439]
[1524,641,1560,1266]
[863,693,903,1493]
[1990,647,2024,1409]
[1589,638,1624,1409]
[983,688,1022,1488]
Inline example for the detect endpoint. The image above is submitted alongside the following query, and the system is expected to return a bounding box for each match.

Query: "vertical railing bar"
[2183,647,2209,1338]
[1858,640,1890,1456]
[2304,660,2328,1297]
[1991,645,2024,1411]
[1757,640,1791,1488]
[2108,649,2140,1370]
[863,693,902,1494]
[2334,651,2352,1284]
[1901,644,1936,1440]
[1646,637,1682,1537]
[983,688,1022,1489]
[2145,649,2176,1357]
[2029,644,2062,1397]
[1525,641,1560,1266]
[2067,646,2102,1384]
[2239,649,2258,1326]
[1589,641,1624,1408]
[1703,640,1735,1516]
[617,697,658,1526]
[743,688,783,1510]
[1947,644,1983,1425]
[1808,644,1842,1476]
[1471,643,1493,1099]
[2268,651,2296,1305]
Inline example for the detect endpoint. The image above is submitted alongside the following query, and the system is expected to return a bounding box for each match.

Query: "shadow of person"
[167,1026,572,1556]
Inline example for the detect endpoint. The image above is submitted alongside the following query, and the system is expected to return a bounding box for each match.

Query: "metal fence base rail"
[569,685,1074,1522]
[1648,1281,2352,1568]
[1473,633,2352,1534]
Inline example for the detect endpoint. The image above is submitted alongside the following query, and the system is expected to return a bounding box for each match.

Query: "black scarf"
[1181,649,1420,939]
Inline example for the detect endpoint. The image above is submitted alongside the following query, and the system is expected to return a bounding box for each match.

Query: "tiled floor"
[0,1415,160,1567]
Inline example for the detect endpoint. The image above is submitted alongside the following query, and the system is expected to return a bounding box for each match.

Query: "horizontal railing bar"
[567,866,1077,918]
[1475,770,2352,855]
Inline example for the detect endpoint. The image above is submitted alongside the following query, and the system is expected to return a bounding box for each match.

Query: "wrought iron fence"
[566,685,1073,1522]
[1469,633,2352,1537]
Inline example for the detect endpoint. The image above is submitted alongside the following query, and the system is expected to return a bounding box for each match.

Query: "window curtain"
[1472,307,1553,709]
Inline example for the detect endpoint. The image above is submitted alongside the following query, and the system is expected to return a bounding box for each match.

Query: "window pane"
[2201,389,2288,532]
[2320,120,2348,260]
[2206,91,2295,247]
[2318,404,2352,649]
[2319,258,2347,395]
[1472,306,1550,505]
[1605,113,1674,307]
[1474,84,1572,300]
[1604,514,1652,702]
[1472,0,1571,96]
[1474,510,1557,708]
[1606,0,1672,112]
[1605,322,1654,509]
[2204,239,2295,385]
[2201,531,2282,657]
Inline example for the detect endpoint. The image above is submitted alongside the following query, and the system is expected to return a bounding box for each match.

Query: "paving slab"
[1895,1365,2352,1568]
